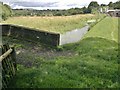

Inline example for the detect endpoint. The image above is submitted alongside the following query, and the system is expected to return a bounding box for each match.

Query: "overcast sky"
[0,0,119,10]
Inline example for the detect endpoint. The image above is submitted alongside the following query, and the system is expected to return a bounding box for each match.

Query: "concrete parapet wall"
[1,24,60,47]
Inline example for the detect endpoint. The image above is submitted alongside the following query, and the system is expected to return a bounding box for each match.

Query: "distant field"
[1,14,104,33]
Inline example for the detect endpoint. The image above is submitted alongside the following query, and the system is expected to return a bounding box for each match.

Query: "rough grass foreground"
[2,14,103,33]
[4,17,119,88]
[5,38,119,88]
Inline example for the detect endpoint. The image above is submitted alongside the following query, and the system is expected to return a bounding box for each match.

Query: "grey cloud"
[67,4,78,7]
[10,1,58,8]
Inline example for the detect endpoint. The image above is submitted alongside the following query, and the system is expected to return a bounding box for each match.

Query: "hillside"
[3,16,119,88]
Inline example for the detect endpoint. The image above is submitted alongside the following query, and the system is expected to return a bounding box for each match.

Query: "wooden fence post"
[0,44,17,89]
[11,46,17,72]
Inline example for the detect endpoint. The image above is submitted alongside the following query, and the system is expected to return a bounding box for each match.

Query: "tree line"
[11,1,120,17]
[11,1,101,17]
[12,7,91,17]
[1,1,120,20]
[108,1,120,9]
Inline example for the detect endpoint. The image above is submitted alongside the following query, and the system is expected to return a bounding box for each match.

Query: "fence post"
[11,46,17,72]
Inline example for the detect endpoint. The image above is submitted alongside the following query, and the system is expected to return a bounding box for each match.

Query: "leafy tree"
[108,2,113,7]
[100,4,107,6]
[88,1,99,9]
[113,1,120,9]
[82,6,91,14]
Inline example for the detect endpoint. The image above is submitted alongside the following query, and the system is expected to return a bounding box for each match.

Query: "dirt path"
[3,36,76,67]
[16,46,75,67]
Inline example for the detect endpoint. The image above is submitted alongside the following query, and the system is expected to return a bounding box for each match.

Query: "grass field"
[84,17,118,42]
[1,14,105,33]
[3,16,119,88]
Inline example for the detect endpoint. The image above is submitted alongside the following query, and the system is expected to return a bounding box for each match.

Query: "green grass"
[8,37,119,88]
[3,16,119,88]
[1,14,105,33]
[84,17,118,42]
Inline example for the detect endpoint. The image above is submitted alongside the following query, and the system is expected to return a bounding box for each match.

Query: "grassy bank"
[1,14,105,33]
[3,17,119,88]
[84,17,118,42]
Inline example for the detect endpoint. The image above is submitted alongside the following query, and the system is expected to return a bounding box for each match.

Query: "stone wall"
[1,24,60,47]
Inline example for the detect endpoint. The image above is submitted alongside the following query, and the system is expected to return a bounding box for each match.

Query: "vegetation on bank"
[84,17,118,42]
[3,17,119,88]
[0,2,12,21]
[1,14,106,33]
